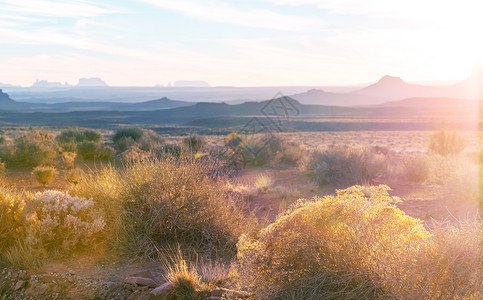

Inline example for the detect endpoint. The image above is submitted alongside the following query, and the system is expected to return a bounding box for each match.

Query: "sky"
[0,0,481,87]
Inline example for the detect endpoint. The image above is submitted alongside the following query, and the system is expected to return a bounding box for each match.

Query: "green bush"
[112,127,144,143]
[56,128,101,144]
[56,128,102,153]
[301,146,388,186]
[428,130,467,156]
[234,185,480,299]
[0,131,58,169]
[77,141,114,161]
[32,166,58,186]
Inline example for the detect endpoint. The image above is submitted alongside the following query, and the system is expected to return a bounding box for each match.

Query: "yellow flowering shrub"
[235,185,480,299]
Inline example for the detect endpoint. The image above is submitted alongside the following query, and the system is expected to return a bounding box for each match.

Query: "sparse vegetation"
[0,127,479,299]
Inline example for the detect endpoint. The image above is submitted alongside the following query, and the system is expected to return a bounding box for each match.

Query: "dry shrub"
[122,158,257,257]
[234,185,481,299]
[71,158,258,258]
[26,190,107,256]
[301,146,389,186]
[428,130,467,156]
[401,153,431,182]
[0,185,26,252]
[0,161,5,176]
[32,166,58,186]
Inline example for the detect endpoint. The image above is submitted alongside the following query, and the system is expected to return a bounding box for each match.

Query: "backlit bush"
[428,130,467,156]
[71,158,258,258]
[401,153,430,182]
[301,146,388,186]
[26,190,107,256]
[0,185,26,252]
[234,185,481,299]
[122,158,256,257]
[32,166,58,186]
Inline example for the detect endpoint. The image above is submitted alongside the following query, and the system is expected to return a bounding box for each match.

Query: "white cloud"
[137,0,325,31]
[0,0,120,18]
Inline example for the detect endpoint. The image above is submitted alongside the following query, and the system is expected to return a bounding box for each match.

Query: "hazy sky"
[0,0,481,87]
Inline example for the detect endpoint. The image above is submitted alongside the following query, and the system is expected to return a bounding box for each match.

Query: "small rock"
[150,281,172,298]
[124,277,157,288]
[14,280,26,291]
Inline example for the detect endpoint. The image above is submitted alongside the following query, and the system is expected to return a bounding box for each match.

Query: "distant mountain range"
[290,70,482,106]
[0,90,193,112]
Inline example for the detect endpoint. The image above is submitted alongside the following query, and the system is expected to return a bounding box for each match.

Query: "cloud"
[137,0,325,31]
[0,0,120,18]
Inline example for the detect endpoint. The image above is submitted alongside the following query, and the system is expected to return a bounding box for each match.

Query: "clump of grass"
[254,174,273,194]
[32,166,58,186]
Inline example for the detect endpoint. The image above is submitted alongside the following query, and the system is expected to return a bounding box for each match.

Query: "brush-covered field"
[0,127,480,299]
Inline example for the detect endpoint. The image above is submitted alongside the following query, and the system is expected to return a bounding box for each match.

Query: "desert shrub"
[65,168,82,186]
[56,128,102,152]
[33,166,58,186]
[0,161,5,177]
[0,185,26,252]
[301,146,388,186]
[26,190,107,256]
[441,156,479,203]
[428,130,467,156]
[273,140,306,165]
[122,158,256,257]
[234,185,480,299]
[224,132,243,149]
[77,141,114,161]
[401,153,431,182]
[114,136,136,152]
[1,130,58,169]
[162,144,183,157]
[138,129,164,153]
[0,135,5,144]
[183,135,205,152]
[71,158,257,258]
[112,127,144,143]
[60,151,77,169]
